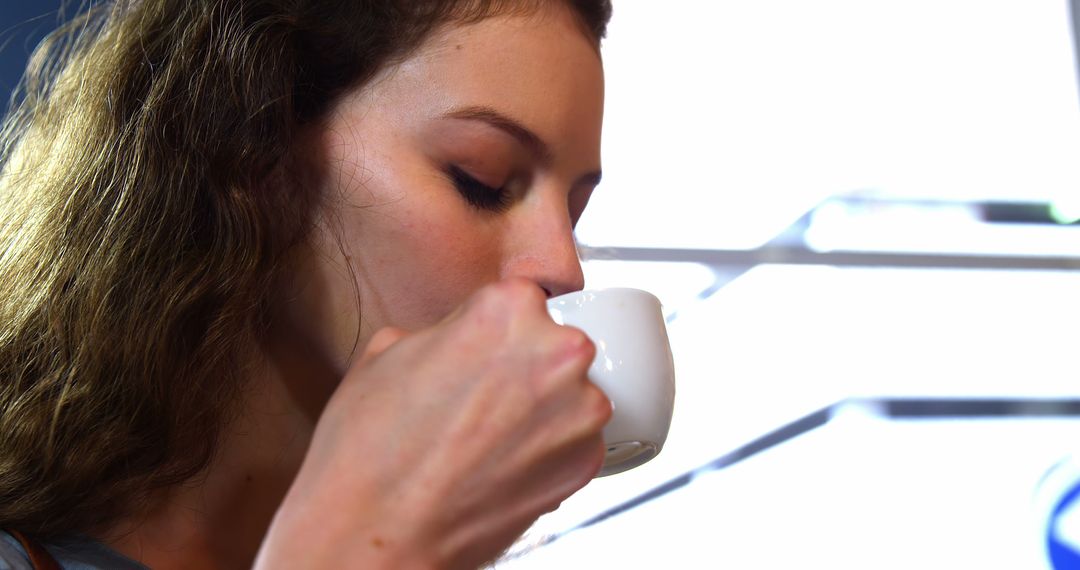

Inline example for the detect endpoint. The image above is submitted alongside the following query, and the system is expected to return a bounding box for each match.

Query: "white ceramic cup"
[546,288,676,476]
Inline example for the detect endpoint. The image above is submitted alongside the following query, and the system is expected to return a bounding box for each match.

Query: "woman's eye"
[448,165,512,212]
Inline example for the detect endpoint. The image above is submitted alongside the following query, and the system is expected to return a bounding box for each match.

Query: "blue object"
[1048,475,1080,569]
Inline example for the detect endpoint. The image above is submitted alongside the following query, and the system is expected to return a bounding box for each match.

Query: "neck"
[100,334,340,570]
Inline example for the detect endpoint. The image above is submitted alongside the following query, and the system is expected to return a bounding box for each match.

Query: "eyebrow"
[443,105,555,165]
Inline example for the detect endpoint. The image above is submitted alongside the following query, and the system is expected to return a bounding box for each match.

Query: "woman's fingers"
[264,279,614,569]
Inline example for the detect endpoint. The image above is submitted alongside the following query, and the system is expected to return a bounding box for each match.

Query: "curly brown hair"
[0,0,611,537]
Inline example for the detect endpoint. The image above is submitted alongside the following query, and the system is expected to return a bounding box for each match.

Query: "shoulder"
[0,531,146,570]
[0,532,33,570]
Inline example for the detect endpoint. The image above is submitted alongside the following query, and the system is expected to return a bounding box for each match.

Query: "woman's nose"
[537,235,585,298]
[503,199,585,298]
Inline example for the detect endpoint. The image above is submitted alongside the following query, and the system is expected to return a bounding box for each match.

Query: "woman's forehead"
[337,4,603,131]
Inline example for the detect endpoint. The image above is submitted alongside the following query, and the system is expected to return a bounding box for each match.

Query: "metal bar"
[873,398,1080,418]
[508,396,1080,560]
[1071,0,1080,113]
[581,245,1080,271]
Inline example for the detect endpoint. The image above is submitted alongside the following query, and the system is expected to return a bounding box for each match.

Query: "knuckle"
[564,327,595,356]
[577,437,608,483]
[359,326,409,361]
[530,328,594,396]
[550,326,595,367]
[494,277,546,307]
[372,325,407,344]
[583,384,613,429]
[468,279,547,324]
[588,438,608,475]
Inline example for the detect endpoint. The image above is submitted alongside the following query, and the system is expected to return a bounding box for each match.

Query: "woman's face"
[285,5,605,373]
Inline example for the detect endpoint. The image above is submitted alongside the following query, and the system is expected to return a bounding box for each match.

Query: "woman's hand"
[255,278,611,569]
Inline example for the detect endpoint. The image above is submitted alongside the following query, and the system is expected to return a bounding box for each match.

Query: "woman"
[0,0,613,567]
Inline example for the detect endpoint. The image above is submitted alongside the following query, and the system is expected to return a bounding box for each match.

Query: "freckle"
[245,475,253,483]
[455,44,463,50]
[372,537,385,548]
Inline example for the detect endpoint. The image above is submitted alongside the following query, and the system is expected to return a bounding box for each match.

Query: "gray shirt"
[0,532,146,570]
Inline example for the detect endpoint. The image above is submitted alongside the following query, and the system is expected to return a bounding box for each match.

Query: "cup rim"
[548,287,662,305]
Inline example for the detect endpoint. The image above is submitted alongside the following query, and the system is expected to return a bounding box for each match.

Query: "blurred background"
[4,1,1079,568]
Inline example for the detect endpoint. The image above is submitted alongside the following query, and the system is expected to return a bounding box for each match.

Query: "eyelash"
[448,165,512,213]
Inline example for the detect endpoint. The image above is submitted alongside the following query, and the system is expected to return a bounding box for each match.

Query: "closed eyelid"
[448,164,503,191]
[436,107,601,189]
[447,165,512,212]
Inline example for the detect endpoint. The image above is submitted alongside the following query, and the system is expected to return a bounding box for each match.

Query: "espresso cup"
[547,288,676,476]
